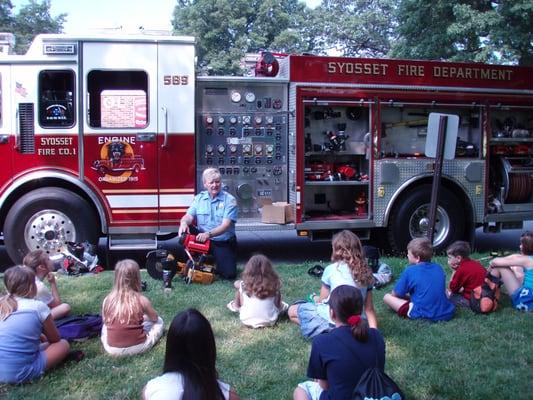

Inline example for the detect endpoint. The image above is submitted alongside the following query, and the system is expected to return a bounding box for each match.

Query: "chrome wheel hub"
[24,210,76,253]
[408,204,451,247]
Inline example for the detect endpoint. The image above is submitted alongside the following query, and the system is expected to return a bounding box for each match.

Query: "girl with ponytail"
[0,265,70,384]
[294,285,385,400]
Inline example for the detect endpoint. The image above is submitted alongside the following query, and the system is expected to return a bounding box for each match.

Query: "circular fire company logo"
[92,141,144,184]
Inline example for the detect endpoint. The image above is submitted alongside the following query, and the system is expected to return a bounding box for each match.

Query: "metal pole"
[427,115,448,243]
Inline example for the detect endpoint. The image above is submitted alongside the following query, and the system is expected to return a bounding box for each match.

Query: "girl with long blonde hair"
[0,265,70,384]
[288,230,378,339]
[101,259,163,356]
[226,254,288,328]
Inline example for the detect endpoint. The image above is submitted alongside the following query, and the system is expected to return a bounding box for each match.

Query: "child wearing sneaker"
[488,231,533,312]
[446,241,486,307]
[227,254,288,328]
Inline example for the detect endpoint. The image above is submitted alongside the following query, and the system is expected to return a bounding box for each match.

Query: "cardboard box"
[261,200,293,224]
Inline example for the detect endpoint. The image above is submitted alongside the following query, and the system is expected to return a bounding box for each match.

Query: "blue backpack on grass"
[55,314,103,342]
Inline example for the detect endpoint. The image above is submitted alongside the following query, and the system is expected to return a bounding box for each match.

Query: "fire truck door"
[0,65,12,185]
[82,42,160,227]
[156,43,196,229]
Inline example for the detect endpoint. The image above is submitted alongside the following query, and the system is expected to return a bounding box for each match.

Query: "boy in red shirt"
[446,241,486,307]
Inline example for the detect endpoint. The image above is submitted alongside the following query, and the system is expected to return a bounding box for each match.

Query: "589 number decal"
[163,75,189,85]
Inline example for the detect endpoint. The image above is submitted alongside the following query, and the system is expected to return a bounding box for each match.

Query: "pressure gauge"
[218,116,225,124]
[205,116,214,125]
[229,144,237,153]
[255,116,262,125]
[245,92,256,103]
[229,116,238,124]
[231,91,241,103]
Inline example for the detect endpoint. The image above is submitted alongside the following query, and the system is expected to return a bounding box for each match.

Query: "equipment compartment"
[488,107,533,212]
[379,103,482,158]
[302,103,370,222]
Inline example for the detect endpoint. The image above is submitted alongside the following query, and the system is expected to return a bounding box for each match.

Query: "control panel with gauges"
[196,78,289,221]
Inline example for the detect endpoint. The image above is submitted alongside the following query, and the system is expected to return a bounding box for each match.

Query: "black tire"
[146,253,164,280]
[4,187,99,264]
[387,184,465,255]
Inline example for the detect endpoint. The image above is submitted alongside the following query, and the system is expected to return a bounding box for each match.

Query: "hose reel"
[499,157,532,203]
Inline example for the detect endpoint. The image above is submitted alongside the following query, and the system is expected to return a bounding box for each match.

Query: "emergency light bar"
[43,43,77,55]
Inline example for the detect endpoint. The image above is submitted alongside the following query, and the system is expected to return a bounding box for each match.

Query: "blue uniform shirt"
[186,190,237,241]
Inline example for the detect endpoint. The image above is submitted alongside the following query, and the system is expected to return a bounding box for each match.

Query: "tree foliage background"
[173,0,532,74]
[0,1,530,72]
[0,0,65,54]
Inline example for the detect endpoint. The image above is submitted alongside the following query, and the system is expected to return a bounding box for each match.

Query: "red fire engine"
[0,33,531,263]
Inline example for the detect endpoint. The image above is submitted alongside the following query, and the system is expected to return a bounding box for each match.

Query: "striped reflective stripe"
[106,194,194,208]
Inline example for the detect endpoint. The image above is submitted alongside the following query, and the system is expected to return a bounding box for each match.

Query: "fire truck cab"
[0,33,197,262]
[0,33,532,263]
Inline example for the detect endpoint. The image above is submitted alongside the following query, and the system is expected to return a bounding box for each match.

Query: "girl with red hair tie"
[293,285,385,400]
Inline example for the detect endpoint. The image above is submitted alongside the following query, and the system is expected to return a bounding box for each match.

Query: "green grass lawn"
[1,255,532,400]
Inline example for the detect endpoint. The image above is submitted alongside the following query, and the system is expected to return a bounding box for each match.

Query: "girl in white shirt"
[23,250,71,320]
[227,254,288,328]
[143,308,239,400]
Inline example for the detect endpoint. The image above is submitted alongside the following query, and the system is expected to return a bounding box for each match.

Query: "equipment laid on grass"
[179,234,215,285]
[146,234,215,287]
[51,241,100,276]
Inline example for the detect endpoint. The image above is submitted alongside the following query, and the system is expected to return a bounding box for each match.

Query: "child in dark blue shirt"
[293,285,385,400]
[383,237,455,321]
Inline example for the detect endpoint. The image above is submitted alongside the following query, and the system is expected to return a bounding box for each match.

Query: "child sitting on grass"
[227,254,288,328]
[101,259,164,356]
[23,250,71,320]
[143,308,240,400]
[488,231,533,312]
[0,265,72,384]
[293,285,385,400]
[288,230,377,339]
[446,241,486,307]
[383,237,455,321]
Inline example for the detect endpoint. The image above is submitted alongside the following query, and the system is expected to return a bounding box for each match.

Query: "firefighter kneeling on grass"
[176,168,238,282]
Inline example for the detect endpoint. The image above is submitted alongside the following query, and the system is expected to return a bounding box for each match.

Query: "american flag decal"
[15,82,27,97]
